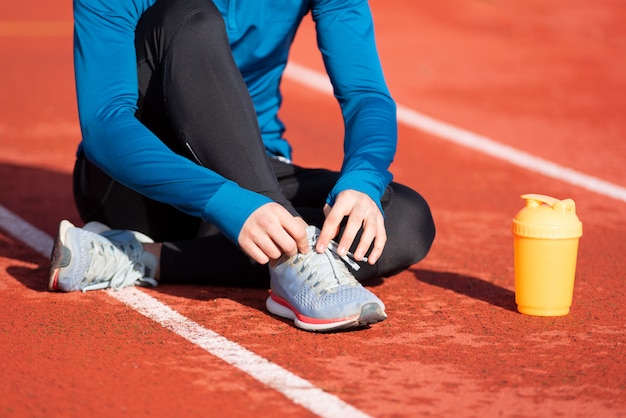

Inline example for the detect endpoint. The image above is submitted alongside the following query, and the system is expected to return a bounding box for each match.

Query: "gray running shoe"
[266,225,387,332]
[48,220,158,292]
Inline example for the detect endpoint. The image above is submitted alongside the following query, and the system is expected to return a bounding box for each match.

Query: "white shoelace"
[326,240,366,271]
[287,238,365,295]
[80,240,148,292]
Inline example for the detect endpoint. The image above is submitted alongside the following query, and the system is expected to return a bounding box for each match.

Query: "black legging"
[73,0,435,287]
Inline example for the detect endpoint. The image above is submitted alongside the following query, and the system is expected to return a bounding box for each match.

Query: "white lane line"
[109,288,370,418]
[0,204,54,257]
[0,205,370,418]
[284,61,626,204]
[4,61,622,418]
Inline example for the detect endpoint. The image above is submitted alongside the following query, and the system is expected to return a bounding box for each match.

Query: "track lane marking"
[3,60,624,417]
[284,61,626,204]
[0,205,54,257]
[108,288,371,418]
[0,204,371,418]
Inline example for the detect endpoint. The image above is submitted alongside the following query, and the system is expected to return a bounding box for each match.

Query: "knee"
[383,182,436,269]
[137,0,226,48]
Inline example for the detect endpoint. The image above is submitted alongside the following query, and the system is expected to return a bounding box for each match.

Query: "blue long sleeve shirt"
[73,0,397,244]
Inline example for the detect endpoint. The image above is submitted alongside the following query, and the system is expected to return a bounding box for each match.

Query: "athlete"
[49,0,436,332]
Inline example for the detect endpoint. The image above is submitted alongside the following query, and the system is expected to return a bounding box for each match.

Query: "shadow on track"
[0,162,77,291]
[411,268,517,312]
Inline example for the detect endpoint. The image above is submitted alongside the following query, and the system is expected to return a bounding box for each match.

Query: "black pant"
[73,0,435,287]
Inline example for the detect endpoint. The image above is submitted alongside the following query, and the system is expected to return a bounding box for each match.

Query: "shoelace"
[80,240,147,292]
[110,241,158,288]
[289,238,366,295]
[326,240,367,271]
[308,229,366,271]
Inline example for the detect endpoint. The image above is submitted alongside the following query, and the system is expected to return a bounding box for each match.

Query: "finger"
[367,223,387,264]
[322,203,332,218]
[240,241,271,265]
[317,206,344,253]
[281,216,310,254]
[255,233,284,261]
[269,231,298,257]
[353,221,376,261]
[337,214,364,257]
[270,222,305,257]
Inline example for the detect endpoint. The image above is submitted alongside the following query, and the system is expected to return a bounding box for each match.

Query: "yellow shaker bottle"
[512,194,583,316]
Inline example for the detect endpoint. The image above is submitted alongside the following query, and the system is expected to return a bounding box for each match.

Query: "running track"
[1,1,625,417]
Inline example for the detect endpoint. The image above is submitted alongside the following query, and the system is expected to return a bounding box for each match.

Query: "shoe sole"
[48,220,73,291]
[266,293,387,332]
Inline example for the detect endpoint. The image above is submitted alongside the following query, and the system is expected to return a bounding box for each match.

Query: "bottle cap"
[512,194,583,239]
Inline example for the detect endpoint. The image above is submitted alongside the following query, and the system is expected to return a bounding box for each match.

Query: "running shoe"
[48,220,158,292]
[266,225,387,332]
[83,221,158,280]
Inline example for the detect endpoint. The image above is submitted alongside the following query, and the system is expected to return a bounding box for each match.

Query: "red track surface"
[1,1,625,417]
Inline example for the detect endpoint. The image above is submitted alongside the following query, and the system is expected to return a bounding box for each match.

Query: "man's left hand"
[316,189,386,265]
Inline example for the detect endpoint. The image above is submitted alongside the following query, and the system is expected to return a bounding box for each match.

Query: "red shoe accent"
[49,269,59,291]
[268,291,355,325]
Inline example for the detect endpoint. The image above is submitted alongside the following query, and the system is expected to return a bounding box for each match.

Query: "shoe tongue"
[305,225,321,248]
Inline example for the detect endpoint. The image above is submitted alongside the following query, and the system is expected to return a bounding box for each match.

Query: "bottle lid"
[512,194,583,239]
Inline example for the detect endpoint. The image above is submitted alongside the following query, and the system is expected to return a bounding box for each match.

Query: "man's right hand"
[238,202,309,264]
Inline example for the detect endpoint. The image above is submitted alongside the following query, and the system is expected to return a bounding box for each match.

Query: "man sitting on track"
[49,0,436,332]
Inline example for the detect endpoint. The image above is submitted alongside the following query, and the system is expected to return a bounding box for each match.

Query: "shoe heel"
[48,221,73,291]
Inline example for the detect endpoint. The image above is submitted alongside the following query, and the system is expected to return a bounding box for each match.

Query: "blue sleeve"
[311,0,397,214]
[73,0,271,243]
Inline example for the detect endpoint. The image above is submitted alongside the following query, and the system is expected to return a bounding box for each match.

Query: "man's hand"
[316,190,386,265]
[238,203,309,264]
